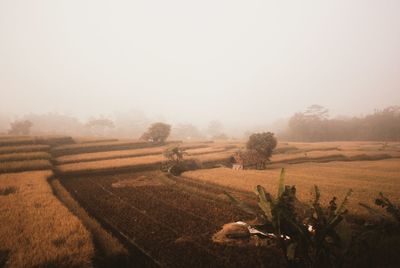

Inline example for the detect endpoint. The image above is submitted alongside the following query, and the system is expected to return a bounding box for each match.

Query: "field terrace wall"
[0,144,50,154]
[56,146,167,165]
[50,140,183,156]
[0,152,51,163]
[73,138,119,144]
[0,135,74,147]
[0,159,53,174]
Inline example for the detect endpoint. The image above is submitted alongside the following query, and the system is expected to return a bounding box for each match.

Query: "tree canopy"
[246,132,277,159]
[8,120,33,135]
[286,105,400,141]
[141,122,171,143]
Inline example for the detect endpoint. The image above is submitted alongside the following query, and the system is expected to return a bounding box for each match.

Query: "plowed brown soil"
[61,171,285,267]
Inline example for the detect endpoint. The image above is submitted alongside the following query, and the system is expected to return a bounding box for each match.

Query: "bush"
[141,122,171,143]
[162,146,201,175]
[346,194,400,267]
[165,160,201,176]
[246,132,277,159]
[163,146,186,163]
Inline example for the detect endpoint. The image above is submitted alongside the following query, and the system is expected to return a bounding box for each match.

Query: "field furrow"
[60,172,281,267]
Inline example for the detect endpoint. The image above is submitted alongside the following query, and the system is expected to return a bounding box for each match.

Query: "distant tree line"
[283,105,400,141]
[0,112,232,140]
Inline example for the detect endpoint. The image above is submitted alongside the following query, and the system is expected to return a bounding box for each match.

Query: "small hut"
[231,152,244,170]
[231,150,267,170]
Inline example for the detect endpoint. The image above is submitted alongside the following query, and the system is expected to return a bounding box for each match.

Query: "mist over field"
[1,0,399,138]
[2,2,400,267]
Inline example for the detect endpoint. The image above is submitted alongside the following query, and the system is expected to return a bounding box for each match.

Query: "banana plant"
[360,192,400,223]
[225,168,308,263]
[224,168,352,267]
[304,186,352,267]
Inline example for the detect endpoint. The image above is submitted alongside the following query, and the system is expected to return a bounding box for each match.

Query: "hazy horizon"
[1,0,399,126]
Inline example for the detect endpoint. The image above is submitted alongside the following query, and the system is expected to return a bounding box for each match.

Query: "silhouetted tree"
[141,122,171,143]
[22,113,84,135]
[8,120,33,135]
[207,120,224,137]
[213,133,229,140]
[285,105,400,141]
[85,117,115,136]
[288,105,330,141]
[304,104,329,120]
[171,124,204,140]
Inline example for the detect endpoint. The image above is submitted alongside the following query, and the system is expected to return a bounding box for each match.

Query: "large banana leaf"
[278,168,286,197]
[224,191,257,215]
[256,185,273,220]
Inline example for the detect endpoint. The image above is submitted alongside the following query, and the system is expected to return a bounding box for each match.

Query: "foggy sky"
[1,0,399,125]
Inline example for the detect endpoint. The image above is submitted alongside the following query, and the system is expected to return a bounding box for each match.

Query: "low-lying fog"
[1,1,399,139]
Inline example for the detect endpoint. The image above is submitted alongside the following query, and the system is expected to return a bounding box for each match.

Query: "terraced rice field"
[55,143,218,165]
[51,140,153,156]
[270,141,400,164]
[56,149,235,176]
[56,146,168,164]
[0,151,51,162]
[0,159,52,173]
[1,136,399,267]
[0,144,50,154]
[0,135,235,176]
[57,155,166,175]
[183,159,400,216]
[0,135,73,147]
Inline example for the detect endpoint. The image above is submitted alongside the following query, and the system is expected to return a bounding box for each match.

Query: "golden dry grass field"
[50,179,128,262]
[56,148,236,175]
[0,145,50,154]
[0,159,52,174]
[54,142,219,165]
[270,141,400,163]
[0,137,399,267]
[56,146,167,164]
[0,135,73,147]
[56,154,166,174]
[50,140,150,156]
[185,146,233,156]
[0,170,94,267]
[183,158,400,216]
